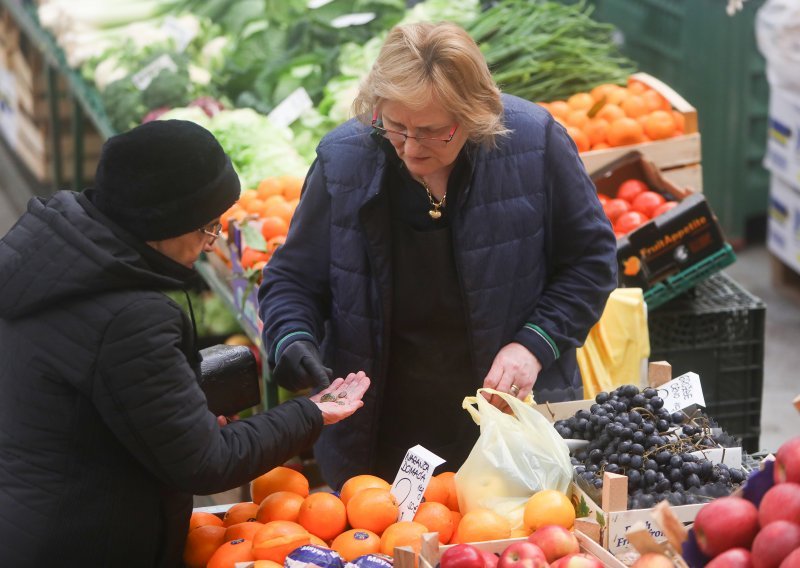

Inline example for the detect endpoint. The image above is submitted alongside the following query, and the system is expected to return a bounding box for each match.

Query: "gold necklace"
[420,178,447,219]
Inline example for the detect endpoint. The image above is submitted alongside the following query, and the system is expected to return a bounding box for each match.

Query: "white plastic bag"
[756,0,800,93]
[455,388,573,530]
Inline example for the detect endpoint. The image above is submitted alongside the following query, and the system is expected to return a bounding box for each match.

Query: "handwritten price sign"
[658,372,706,412]
[390,445,445,522]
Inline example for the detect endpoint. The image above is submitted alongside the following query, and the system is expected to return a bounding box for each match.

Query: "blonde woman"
[259,22,616,486]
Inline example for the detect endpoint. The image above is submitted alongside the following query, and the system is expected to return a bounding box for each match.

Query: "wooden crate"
[580,72,701,177]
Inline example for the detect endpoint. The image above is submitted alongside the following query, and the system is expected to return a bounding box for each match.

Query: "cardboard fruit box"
[591,151,734,307]
[579,72,703,193]
[391,531,626,568]
[530,363,745,561]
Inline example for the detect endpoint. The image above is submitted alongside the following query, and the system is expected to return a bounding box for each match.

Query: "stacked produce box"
[0,6,103,183]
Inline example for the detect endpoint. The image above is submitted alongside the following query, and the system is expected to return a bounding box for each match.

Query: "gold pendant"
[429,209,442,219]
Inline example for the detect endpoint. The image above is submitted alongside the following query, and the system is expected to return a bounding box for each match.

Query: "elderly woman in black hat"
[0,120,370,568]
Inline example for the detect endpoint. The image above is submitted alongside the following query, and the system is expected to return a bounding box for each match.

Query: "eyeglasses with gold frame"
[199,221,223,242]
[371,111,458,148]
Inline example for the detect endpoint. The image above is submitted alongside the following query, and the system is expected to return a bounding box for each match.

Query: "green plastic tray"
[644,244,737,310]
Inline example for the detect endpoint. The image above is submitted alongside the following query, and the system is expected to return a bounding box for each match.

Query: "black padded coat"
[0,191,323,567]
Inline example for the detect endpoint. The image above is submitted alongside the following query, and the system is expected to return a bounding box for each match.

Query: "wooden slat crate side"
[661,162,703,193]
[581,132,702,173]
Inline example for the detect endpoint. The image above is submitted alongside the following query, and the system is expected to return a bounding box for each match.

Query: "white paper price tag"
[132,55,178,91]
[267,87,313,129]
[161,16,198,52]
[331,13,376,28]
[390,445,445,522]
[658,372,705,413]
[691,446,743,469]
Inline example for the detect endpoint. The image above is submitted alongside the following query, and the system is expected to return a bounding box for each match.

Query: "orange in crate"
[207,537,256,568]
[452,508,510,544]
[251,466,310,505]
[222,502,259,527]
[297,492,347,542]
[413,501,454,544]
[422,475,448,506]
[183,524,227,568]
[523,490,575,532]
[379,521,429,557]
[257,178,284,200]
[331,529,381,561]
[339,474,391,506]
[261,216,289,241]
[189,511,224,531]
[225,521,264,542]
[346,488,399,536]
[280,175,304,201]
[434,471,460,512]
[252,521,311,563]
[257,490,305,523]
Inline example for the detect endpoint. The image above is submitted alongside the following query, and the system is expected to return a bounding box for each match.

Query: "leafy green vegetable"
[102,78,148,132]
[466,0,635,102]
[142,66,192,110]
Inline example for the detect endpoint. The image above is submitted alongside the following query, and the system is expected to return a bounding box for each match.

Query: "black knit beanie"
[91,120,240,241]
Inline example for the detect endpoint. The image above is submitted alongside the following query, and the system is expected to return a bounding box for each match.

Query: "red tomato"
[597,193,610,206]
[603,198,630,223]
[615,211,648,234]
[652,200,679,217]
[631,191,666,218]
[441,544,485,568]
[616,179,649,203]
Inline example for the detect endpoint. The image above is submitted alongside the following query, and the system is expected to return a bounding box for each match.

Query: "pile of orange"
[539,77,686,153]
[183,467,497,566]
[215,174,304,272]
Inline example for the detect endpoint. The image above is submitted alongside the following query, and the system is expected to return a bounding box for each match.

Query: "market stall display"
[2,4,783,565]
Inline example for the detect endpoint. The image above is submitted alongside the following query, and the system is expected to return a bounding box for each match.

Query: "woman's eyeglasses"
[372,112,458,148]
[199,222,223,242]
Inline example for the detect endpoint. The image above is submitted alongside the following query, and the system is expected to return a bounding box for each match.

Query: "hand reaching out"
[309,371,371,425]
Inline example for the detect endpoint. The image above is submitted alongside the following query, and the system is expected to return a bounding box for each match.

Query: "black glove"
[272,340,332,391]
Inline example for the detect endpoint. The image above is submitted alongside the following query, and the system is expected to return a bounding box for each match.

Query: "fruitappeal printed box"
[592,151,731,292]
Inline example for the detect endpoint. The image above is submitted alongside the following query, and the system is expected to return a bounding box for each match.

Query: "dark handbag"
[199,344,262,417]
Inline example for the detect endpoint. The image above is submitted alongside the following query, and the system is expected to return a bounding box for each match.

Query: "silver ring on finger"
[510,384,520,396]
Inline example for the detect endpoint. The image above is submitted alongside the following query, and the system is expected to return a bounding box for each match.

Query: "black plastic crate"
[648,272,765,452]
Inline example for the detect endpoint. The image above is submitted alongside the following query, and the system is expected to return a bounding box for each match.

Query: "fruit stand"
[3,0,792,565]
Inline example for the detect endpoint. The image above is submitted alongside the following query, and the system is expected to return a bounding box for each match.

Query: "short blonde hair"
[352,21,508,147]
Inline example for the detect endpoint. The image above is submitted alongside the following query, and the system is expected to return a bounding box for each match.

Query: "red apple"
[441,544,486,568]
[759,482,800,528]
[597,193,609,206]
[694,496,759,557]
[631,553,674,568]
[497,541,547,568]
[778,547,800,568]
[617,179,649,203]
[550,553,603,568]
[751,521,800,568]
[527,525,580,563]
[480,550,499,568]
[775,437,800,485]
[706,548,753,568]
